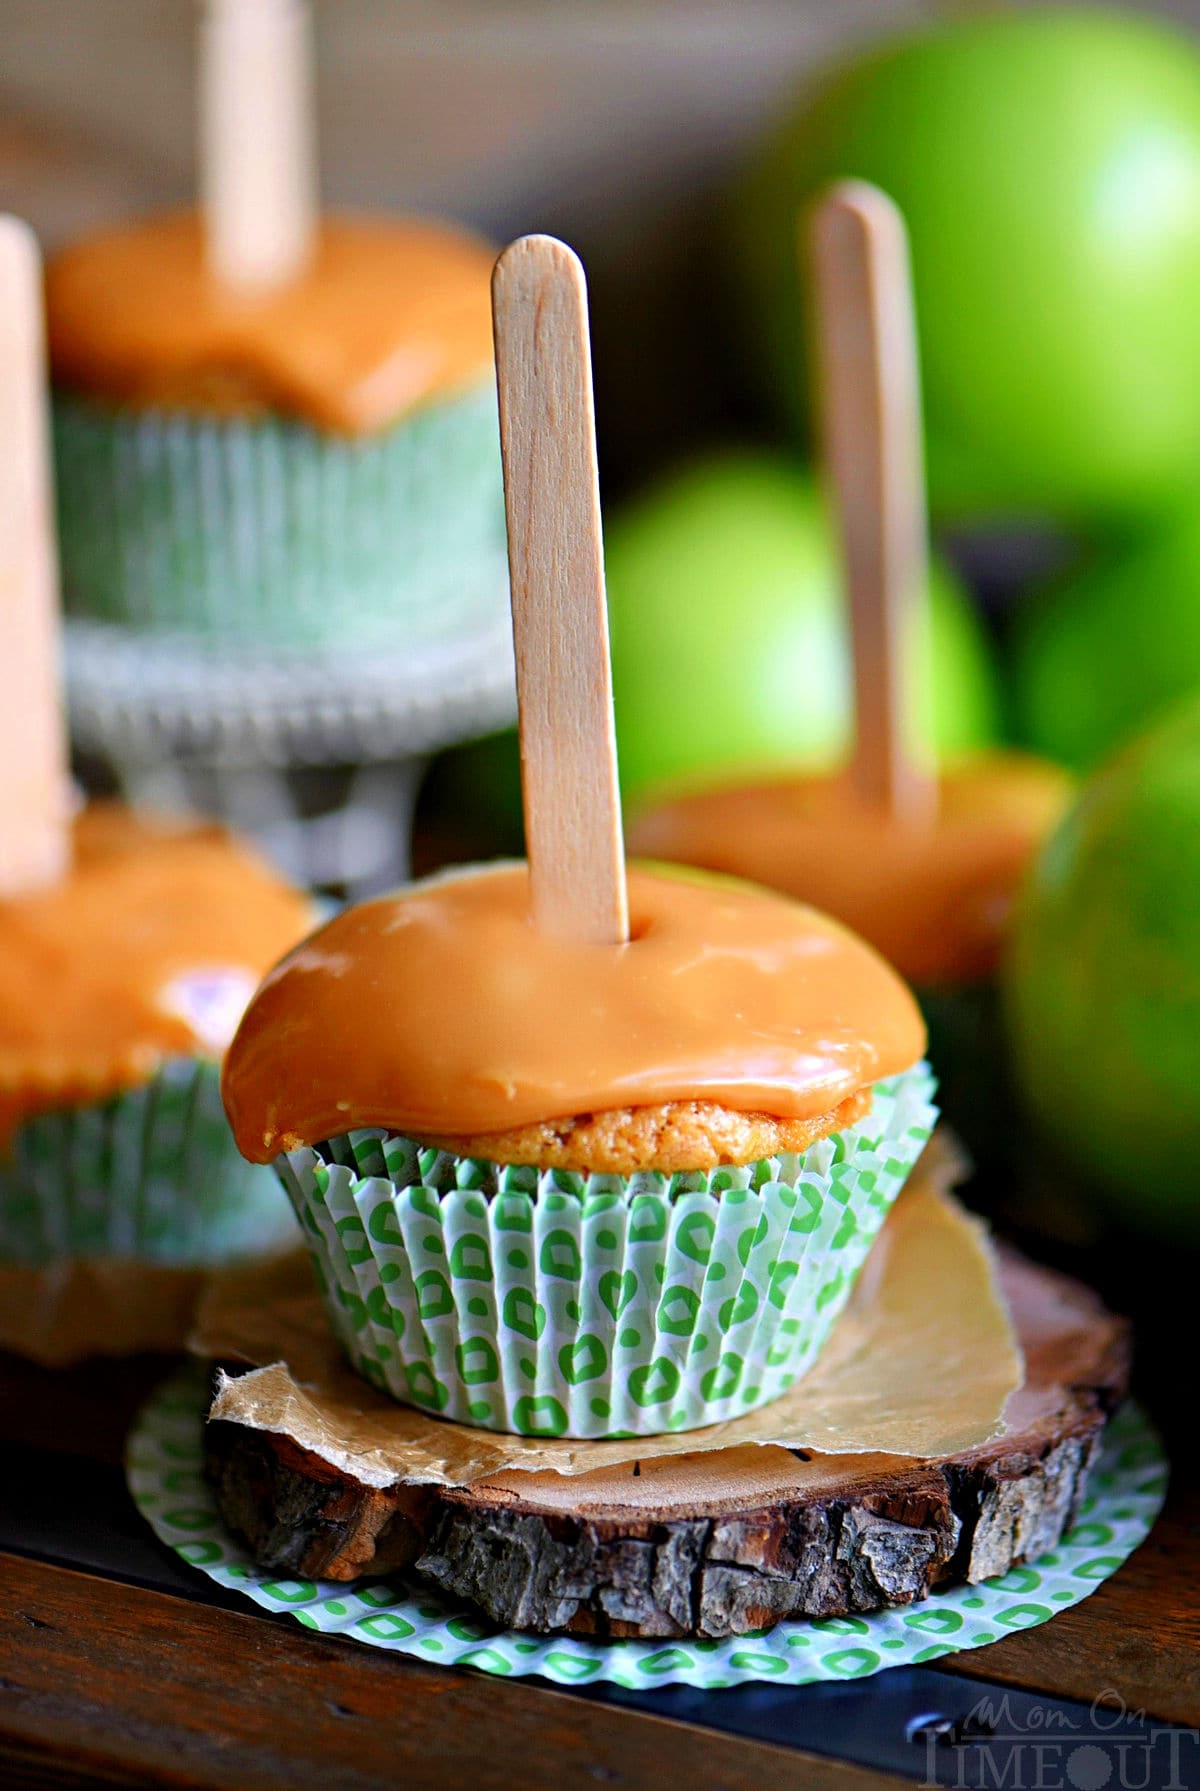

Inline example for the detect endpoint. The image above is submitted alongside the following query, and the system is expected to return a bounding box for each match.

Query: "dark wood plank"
[0,1552,906,1791]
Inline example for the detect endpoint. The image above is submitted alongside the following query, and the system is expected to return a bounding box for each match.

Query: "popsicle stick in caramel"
[200,0,317,290]
[0,217,70,896]
[492,235,629,946]
[810,182,938,827]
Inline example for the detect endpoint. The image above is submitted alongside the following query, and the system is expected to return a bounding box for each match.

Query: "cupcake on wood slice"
[0,216,313,1362]
[632,187,1073,1174]
[221,235,938,1440]
[222,860,935,1439]
[44,0,505,653]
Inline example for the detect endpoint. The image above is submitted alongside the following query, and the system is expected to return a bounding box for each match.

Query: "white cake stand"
[64,614,517,897]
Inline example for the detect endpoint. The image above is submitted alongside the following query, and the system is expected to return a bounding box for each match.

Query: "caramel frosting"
[45,212,496,435]
[222,861,925,1164]
[629,754,1074,987]
[0,805,312,1136]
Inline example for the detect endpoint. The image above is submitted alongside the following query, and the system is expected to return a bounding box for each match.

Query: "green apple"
[1005,697,1200,1242]
[737,9,1200,521]
[1012,508,1200,771]
[605,452,998,802]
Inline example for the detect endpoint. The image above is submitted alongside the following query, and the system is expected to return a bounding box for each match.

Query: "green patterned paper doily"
[126,1367,1166,1690]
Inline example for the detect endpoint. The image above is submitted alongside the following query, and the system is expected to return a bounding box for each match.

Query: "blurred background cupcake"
[0,805,315,1364]
[0,210,314,1365]
[44,0,506,656]
[36,0,516,898]
[46,208,504,654]
[0,678,315,1377]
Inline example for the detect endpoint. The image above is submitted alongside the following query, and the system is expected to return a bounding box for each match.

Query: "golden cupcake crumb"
[420,1088,871,1175]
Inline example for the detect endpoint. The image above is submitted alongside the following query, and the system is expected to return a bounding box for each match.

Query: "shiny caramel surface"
[629,755,1073,987]
[0,805,312,1130]
[222,861,925,1162]
[45,212,495,435]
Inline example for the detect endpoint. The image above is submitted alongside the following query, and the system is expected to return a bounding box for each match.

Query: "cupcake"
[0,804,312,1338]
[630,753,1073,1174]
[44,211,507,652]
[221,860,936,1439]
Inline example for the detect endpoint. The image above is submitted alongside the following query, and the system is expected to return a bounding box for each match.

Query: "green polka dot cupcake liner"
[127,1368,1166,1689]
[0,1057,299,1268]
[274,1062,937,1438]
[52,379,508,652]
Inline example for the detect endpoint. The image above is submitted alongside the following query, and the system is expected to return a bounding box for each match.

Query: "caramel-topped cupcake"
[47,213,493,432]
[222,861,937,1439]
[0,804,312,1286]
[46,211,507,649]
[630,753,1073,1173]
[630,754,1073,988]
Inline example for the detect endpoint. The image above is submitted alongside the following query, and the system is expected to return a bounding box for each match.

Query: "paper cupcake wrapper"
[0,1057,299,1268]
[275,1063,938,1438]
[52,381,509,651]
[130,1368,1167,1690]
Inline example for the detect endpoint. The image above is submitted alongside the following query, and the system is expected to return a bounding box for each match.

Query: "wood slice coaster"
[204,1250,1131,1639]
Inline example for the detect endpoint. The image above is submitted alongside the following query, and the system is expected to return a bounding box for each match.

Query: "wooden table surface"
[0,1337,1196,1791]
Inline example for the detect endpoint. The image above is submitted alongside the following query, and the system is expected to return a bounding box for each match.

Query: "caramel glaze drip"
[0,805,312,1139]
[44,212,496,436]
[222,862,925,1164]
[629,753,1074,988]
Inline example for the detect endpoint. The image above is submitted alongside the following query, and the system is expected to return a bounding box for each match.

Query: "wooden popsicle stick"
[200,0,317,291]
[492,235,629,946]
[810,181,938,826]
[0,216,70,896]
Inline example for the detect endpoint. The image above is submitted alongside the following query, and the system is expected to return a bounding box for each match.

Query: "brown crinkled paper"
[195,1142,1025,1488]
